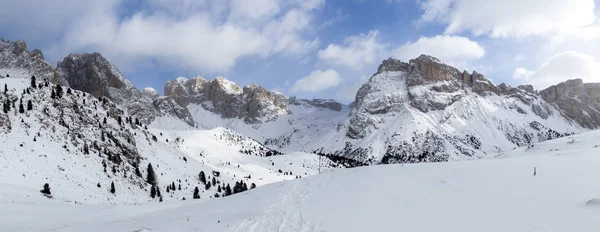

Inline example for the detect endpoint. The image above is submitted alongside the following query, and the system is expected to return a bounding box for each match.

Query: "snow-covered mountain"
[0,38,68,86]
[312,55,580,164]
[166,55,583,166]
[2,36,600,208]
[0,69,329,204]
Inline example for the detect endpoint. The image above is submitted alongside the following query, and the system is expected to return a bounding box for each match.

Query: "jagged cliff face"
[57,53,159,124]
[57,53,195,126]
[541,79,600,129]
[315,55,578,164]
[164,76,290,123]
[0,38,68,86]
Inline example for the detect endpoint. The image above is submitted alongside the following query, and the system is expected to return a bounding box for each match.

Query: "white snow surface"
[2,130,600,231]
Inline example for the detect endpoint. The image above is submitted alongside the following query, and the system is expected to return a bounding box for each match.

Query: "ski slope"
[3,130,600,231]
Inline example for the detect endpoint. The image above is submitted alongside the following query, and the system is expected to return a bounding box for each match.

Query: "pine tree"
[4,84,7,93]
[178,184,181,190]
[18,99,24,113]
[146,163,157,185]
[198,171,206,184]
[97,183,101,188]
[193,187,200,199]
[157,186,162,198]
[40,183,51,195]
[218,185,222,192]
[159,196,163,202]
[117,116,122,125]
[103,117,107,124]
[205,182,211,190]
[50,89,56,99]
[5,99,11,112]
[225,184,232,196]
[30,75,36,89]
[67,88,72,94]
[3,101,8,114]
[110,182,116,194]
[55,85,63,98]
[251,183,256,189]
[211,176,216,186]
[26,100,32,110]
[171,182,176,191]
[150,185,157,198]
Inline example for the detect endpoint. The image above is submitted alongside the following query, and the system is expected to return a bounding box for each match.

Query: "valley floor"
[3,130,600,231]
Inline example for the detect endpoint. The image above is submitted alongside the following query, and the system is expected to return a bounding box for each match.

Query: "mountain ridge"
[2,37,599,166]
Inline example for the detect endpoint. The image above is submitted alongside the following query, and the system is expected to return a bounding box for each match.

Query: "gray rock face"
[143,87,160,100]
[57,53,158,124]
[164,76,290,123]
[540,79,600,129]
[0,38,68,86]
[289,97,343,111]
[57,53,194,126]
[153,96,195,126]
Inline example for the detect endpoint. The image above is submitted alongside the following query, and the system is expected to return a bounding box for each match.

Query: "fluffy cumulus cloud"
[291,69,341,93]
[418,0,596,38]
[317,30,387,69]
[393,35,484,66]
[0,0,323,74]
[513,51,600,89]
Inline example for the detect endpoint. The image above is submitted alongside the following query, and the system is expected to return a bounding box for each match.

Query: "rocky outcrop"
[164,76,290,123]
[57,53,194,126]
[142,87,159,100]
[153,96,195,126]
[0,38,68,85]
[57,53,159,124]
[540,79,600,129]
[406,55,461,86]
[57,53,134,102]
[289,97,343,111]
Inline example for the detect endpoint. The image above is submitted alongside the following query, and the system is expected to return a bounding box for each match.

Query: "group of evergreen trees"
[3,76,38,114]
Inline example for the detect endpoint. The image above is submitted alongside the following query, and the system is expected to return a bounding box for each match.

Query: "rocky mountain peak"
[164,76,290,123]
[0,38,68,86]
[143,87,159,100]
[57,53,134,100]
[406,54,460,86]
[540,79,600,129]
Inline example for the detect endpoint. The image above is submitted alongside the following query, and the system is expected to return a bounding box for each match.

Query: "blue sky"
[1,0,600,103]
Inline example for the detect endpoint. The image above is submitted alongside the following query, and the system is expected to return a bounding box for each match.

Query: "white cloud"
[1,0,323,74]
[393,35,484,67]
[513,51,600,89]
[291,69,341,93]
[514,54,526,62]
[318,30,387,69]
[336,75,368,102]
[418,0,596,38]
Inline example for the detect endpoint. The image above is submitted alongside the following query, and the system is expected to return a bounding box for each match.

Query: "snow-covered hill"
[0,71,331,204]
[3,129,600,231]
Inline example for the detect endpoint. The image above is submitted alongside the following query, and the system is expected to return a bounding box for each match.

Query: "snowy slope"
[0,72,331,204]
[3,129,600,231]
